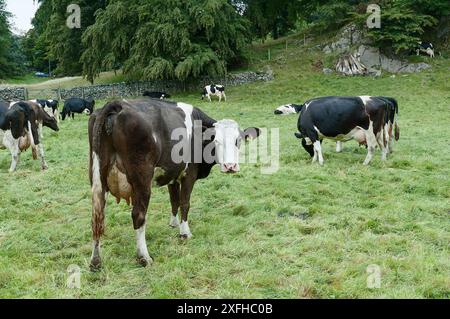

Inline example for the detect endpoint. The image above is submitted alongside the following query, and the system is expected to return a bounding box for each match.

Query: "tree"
[0,0,26,78]
[82,0,250,83]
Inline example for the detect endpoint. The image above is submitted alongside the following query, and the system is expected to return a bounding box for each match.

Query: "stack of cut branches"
[336,54,368,76]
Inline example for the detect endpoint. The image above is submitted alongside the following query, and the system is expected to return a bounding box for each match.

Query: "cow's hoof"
[90,257,102,272]
[169,217,180,228]
[42,165,49,171]
[179,233,192,240]
[137,256,153,267]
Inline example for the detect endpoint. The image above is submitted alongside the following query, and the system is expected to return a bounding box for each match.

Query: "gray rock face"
[0,87,27,101]
[324,25,432,75]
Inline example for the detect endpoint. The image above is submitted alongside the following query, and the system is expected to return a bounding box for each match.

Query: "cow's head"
[42,110,60,132]
[211,120,261,174]
[274,104,303,115]
[86,98,96,113]
[295,132,315,158]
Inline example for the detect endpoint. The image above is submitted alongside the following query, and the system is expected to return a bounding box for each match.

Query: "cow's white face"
[213,120,242,173]
[274,104,297,115]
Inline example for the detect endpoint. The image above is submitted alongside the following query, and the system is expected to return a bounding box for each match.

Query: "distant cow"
[294,96,398,165]
[143,91,171,99]
[202,84,226,102]
[274,104,303,115]
[0,100,59,172]
[88,99,260,269]
[62,97,95,120]
[416,42,435,58]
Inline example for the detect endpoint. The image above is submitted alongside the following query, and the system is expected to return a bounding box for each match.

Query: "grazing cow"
[143,91,171,99]
[274,104,303,115]
[0,100,59,172]
[62,97,95,120]
[202,84,226,102]
[416,42,435,58]
[294,96,398,165]
[88,99,260,269]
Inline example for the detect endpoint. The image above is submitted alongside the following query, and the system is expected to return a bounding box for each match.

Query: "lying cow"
[202,84,226,102]
[416,42,435,58]
[295,96,399,165]
[274,104,304,115]
[143,91,171,99]
[62,97,95,120]
[88,99,260,269]
[0,100,59,172]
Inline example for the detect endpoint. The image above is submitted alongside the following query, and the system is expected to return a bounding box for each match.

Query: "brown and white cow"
[0,100,59,172]
[88,99,260,269]
[295,96,399,165]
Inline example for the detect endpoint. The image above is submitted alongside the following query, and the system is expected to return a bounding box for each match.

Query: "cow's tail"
[391,98,400,141]
[90,101,123,240]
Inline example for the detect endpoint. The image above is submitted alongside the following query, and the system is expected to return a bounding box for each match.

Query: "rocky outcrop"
[324,25,432,75]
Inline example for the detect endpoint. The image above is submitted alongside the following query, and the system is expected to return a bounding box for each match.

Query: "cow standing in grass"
[294,96,399,165]
[0,100,59,172]
[88,99,260,269]
[202,84,226,102]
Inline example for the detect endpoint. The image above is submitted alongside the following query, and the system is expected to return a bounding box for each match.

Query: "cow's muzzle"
[222,163,240,174]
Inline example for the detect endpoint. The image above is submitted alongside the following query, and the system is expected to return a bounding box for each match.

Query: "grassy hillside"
[0,37,449,298]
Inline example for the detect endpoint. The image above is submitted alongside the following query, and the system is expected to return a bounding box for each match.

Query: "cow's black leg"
[168,183,180,228]
[179,174,197,239]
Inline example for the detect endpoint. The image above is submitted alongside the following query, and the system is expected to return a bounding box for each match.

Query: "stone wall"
[0,87,27,101]
[56,70,274,100]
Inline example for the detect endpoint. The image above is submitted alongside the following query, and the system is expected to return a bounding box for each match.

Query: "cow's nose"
[224,163,239,173]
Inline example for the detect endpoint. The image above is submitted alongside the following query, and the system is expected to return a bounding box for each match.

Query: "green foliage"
[353,0,447,54]
[22,0,107,76]
[82,0,249,83]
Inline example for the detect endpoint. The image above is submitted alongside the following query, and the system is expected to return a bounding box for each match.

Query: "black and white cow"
[62,97,95,120]
[294,96,399,165]
[143,91,171,99]
[88,99,260,269]
[202,84,226,102]
[274,104,304,115]
[0,100,59,172]
[416,42,435,58]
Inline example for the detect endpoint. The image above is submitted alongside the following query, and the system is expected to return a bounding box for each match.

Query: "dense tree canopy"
[2,0,449,80]
[81,0,250,83]
[0,0,27,78]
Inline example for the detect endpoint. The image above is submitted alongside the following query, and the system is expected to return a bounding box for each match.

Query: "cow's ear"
[243,127,261,141]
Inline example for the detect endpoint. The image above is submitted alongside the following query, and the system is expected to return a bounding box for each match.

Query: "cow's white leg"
[38,144,49,170]
[218,94,222,103]
[8,139,20,173]
[136,223,153,266]
[180,220,192,239]
[376,132,388,162]
[170,215,180,228]
[208,95,212,102]
[312,147,318,163]
[363,122,377,165]
[90,152,106,270]
[336,141,343,153]
[39,122,44,139]
[313,141,324,166]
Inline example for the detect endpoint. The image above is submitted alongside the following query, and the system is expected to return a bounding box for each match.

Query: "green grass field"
[0,39,449,299]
